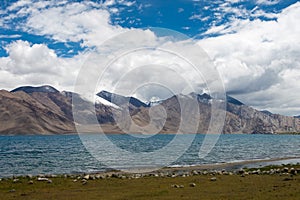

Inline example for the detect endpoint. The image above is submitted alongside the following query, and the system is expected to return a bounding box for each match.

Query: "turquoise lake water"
[1,134,300,177]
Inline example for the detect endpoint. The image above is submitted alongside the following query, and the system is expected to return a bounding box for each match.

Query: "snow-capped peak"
[95,95,120,109]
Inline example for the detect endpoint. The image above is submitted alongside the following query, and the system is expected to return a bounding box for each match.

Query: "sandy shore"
[98,156,300,176]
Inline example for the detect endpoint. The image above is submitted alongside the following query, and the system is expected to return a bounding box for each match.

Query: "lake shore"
[1,162,300,200]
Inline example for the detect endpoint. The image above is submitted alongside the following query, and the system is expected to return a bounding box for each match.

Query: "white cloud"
[251,9,279,19]
[75,29,219,102]
[103,0,116,7]
[189,14,202,20]
[7,0,31,11]
[3,40,60,74]
[198,2,300,115]
[256,0,280,5]
[24,2,125,47]
[0,34,21,39]
[2,0,126,48]
[178,8,184,13]
[0,40,86,91]
[0,0,299,116]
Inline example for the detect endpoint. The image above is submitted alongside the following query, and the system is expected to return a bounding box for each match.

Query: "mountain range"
[0,85,299,135]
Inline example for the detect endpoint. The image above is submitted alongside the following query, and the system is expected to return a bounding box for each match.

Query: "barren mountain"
[0,89,75,134]
[0,85,299,135]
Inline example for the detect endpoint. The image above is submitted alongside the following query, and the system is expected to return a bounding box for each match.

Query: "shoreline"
[1,158,300,200]
[1,162,300,200]
[165,156,300,171]
[2,156,300,179]
[1,131,300,136]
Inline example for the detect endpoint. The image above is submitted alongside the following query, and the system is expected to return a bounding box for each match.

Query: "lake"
[1,134,300,177]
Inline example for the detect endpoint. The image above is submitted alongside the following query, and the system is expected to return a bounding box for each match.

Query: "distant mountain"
[11,85,59,93]
[147,99,163,107]
[0,85,299,135]
[226,95,244,105]
[0,89,74,134]
[97,91,148,108]
[261,110,273,116]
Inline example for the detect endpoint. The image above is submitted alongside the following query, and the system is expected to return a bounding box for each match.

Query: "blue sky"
[1,0,298,57]
[0,0,300,115]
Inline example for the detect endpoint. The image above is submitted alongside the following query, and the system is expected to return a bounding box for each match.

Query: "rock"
[192,170,198,175]
[283,167,289,173]
[134,174,142,179]
[95,175,101,179]
[251,170,259,175]
[28,180,34,184]
[37,177,52,183]
[9,189,16,193]
[290,168,297,175]
[111,173,119,178]
[26,174,33,179]
[210,177,217,181]
[210,170,217,176]
[73,179,77,182]
[37,177,47,181]
[189,183,196,187]
[159,173,165,177]
[171,184,185,188]
[82,180,88,185]
[13,179,19,183]
[83,175,90,180]
[238,169,245,175]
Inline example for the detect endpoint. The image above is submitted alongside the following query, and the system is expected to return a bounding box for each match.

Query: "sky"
[0,0,299,116]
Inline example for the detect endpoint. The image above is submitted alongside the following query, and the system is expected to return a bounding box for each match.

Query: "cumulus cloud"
[2,0,126,47]
[0,0,299,116]
[0,40,86,91]
[198,2,300,115]
[74,29,221,103]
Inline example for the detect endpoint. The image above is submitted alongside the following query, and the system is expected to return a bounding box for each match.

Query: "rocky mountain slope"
[0,85,299,135]
[0,88,74,134]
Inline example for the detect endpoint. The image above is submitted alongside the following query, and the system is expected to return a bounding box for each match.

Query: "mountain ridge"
[0,85,299,135]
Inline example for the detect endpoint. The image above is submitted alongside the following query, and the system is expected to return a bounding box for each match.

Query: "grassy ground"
[1,172,300,200]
